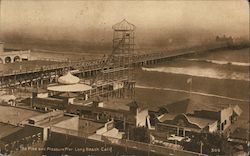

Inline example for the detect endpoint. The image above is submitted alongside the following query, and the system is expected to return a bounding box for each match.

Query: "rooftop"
[112,19,135,31]
[0,122,22,139]
[0,125,41,144]
[101,98,133,111]
[158,113,217,129]
[101,99,146,111]
[29,110,64,123]
[47,83,92,92]
[58,72,80,85]
[186,114,217,129]
[0,105,42,125]
[27,110,75,128]
[157,113,177,122]
[39,116,71,127]
[79,119,104,134]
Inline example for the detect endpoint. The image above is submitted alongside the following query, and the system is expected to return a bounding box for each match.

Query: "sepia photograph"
[0,0,249,156]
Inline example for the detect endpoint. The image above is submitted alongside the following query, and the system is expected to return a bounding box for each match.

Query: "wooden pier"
[0,42,228,89]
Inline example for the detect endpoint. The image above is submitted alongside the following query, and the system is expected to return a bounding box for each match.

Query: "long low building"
[0,42,30,64]
[154,104,242,137]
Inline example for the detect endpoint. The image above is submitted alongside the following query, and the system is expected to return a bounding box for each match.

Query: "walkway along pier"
[0,42,230,89]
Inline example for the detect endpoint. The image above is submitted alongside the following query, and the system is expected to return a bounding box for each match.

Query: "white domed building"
[47,72,92,93]
[31,72,93,111]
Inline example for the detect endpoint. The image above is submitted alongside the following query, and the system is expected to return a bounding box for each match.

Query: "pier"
[0,42,228,89]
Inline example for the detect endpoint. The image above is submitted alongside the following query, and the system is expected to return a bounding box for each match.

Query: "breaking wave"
[187,59,250,67]
[142,66,250,81]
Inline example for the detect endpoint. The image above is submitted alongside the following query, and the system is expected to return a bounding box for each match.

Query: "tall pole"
[187,76,192,99]
[189,76,192,99]
[200,141,203,154]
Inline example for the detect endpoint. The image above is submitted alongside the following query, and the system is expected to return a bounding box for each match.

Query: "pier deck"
[0,43,228,89]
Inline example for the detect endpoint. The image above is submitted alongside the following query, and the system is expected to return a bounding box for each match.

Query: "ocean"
[134,48,249,128]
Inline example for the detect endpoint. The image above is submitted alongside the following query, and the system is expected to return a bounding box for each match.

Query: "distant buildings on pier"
[0,42,30,64]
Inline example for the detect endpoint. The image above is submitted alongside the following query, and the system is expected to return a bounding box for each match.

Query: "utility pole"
[200,141,203,154]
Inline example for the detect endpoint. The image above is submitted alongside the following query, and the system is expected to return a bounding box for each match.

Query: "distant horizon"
[0,0,249,51]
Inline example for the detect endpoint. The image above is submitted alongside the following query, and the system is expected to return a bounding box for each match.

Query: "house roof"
[185,114,217,129]
[157,113,177,122]
[158,113,217,129]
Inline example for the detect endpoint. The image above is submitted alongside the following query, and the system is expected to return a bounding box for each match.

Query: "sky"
[0,0,249,50]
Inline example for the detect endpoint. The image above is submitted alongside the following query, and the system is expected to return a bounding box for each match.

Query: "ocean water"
[141,48,249,82]
[134,48,249,127]
[136,48,249,98]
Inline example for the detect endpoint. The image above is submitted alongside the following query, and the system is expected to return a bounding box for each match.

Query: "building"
[154,104,242,137]
[0,122,42,155]
[92,119,125,143]
[26,110,79,141]
[30,71,148,129]
[156,113,218,137]
[31,72,92,111]
[31,70,135,111]
[0,42,31,64]
[67,99,149,129]
[191,104,242,133]
[148,98,190,128]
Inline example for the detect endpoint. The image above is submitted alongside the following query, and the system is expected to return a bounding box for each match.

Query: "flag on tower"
[187,77,192,83]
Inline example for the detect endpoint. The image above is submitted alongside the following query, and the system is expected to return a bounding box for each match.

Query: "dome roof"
[112,19,135,31]
[58,72,80,85]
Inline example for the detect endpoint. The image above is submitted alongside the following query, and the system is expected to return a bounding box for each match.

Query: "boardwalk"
[0,42,228,88]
